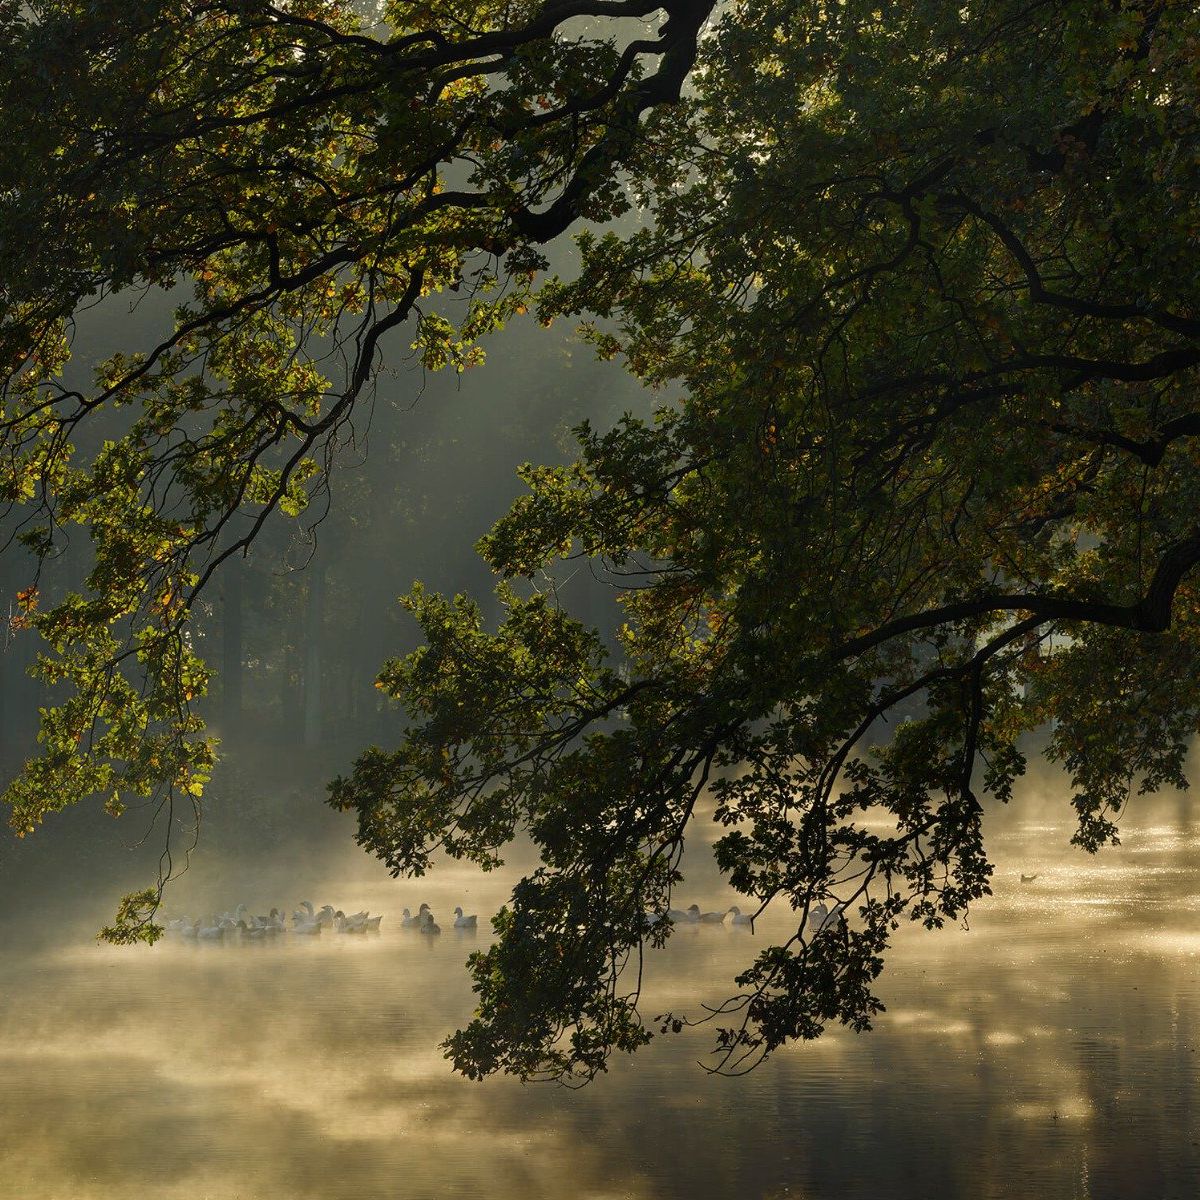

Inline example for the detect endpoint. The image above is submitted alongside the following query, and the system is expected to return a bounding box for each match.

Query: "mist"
[4,54,1200,1198]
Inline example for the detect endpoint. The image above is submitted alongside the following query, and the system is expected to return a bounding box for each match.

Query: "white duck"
[292,910,322,935]
[293,901,315,924]
[726,906,754,926]
[807,900,846,937]
[697,908,727,924]
[401,908,420,929]
[452,907,478,930]
[364,914,383,932]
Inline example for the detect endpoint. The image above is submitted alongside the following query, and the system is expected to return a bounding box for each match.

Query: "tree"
[0,0,711,932]
[332,0,1200,1080]
[4,0,1200,1082]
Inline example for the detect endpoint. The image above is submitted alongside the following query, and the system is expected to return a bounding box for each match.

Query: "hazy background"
[1,260,1199,1200]
[0,259,649,919]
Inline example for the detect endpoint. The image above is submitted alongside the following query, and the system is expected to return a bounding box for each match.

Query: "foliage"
[5,0,1200,1080]
[333,0,1200,1080]
[97,886,166,945]
[0,0,709,939]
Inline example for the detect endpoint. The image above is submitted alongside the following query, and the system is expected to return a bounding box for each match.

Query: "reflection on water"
[2,810,1200,1199]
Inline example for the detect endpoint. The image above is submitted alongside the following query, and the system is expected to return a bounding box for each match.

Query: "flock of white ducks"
[646,901,845,934]
[399,904,478,935]
[646,903,752,928]
[164,901,383,940]
[165,899,843,941]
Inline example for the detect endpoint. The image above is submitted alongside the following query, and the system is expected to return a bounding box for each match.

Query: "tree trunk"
[0,621,8,757]
[0,554,37,752]
[281,639,303,744]
[303,565,325,746]
[222,567,244,737]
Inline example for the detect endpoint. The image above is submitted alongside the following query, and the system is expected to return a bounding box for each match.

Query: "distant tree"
[4,0,1200,1082]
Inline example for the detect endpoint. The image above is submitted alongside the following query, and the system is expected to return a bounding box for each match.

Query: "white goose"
[807,900,845,937]
[292,910,321,935]
[452,907,478,930]
[698,908,727,924]
[401,908,421,929]
[726,906,754,927]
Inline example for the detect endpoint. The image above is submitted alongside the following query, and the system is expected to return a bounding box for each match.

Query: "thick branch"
[838,525,1200,660]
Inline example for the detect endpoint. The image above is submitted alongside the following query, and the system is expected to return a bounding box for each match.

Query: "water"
[2,805,1199,1199]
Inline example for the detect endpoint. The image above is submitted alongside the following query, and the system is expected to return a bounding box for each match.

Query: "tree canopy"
[4,0,1200,1082]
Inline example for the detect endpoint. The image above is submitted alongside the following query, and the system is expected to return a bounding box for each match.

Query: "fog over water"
[1,277,1198,1199]
[2,762,1199,1200]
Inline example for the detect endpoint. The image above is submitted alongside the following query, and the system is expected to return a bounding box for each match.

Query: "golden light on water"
[2,785,1200,1199]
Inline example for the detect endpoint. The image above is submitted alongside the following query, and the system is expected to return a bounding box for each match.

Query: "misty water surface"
[1,771,1199,1200]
